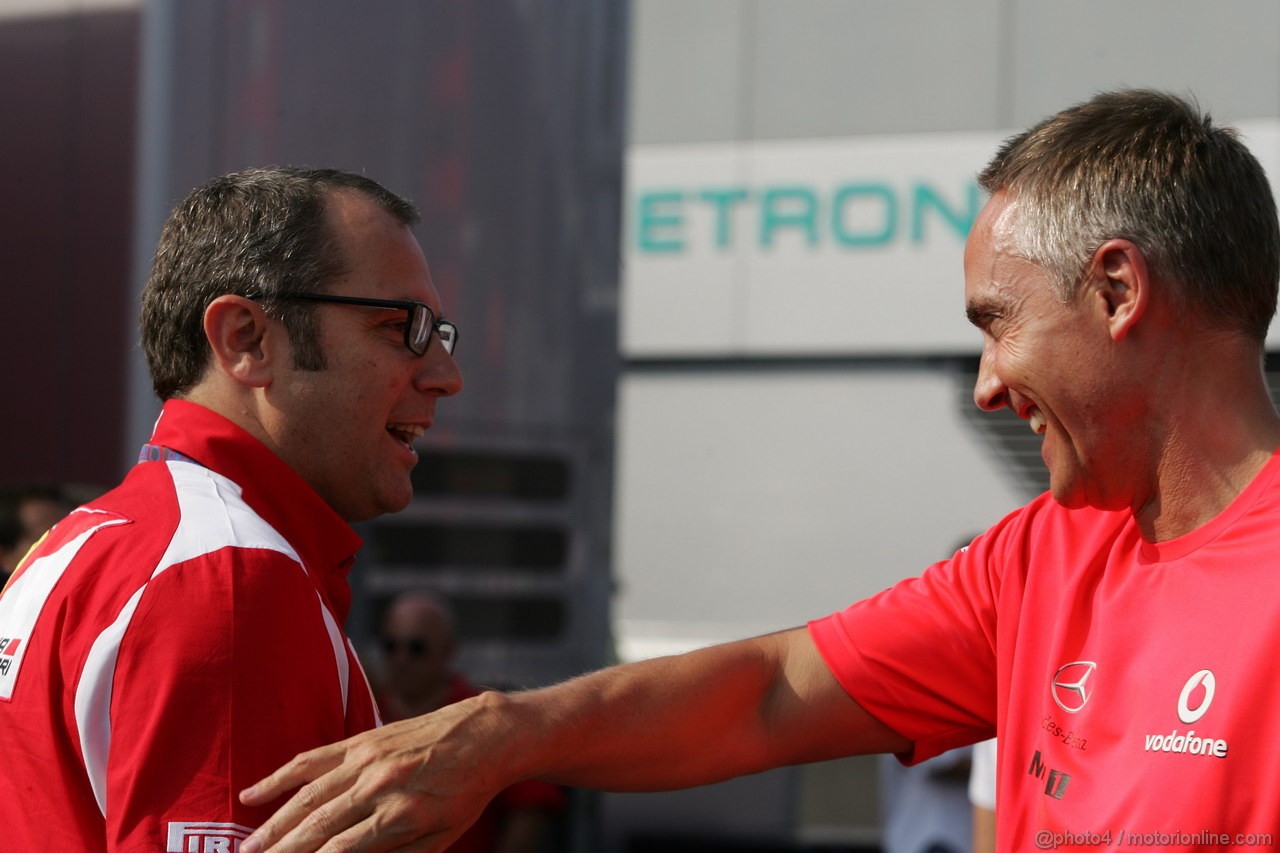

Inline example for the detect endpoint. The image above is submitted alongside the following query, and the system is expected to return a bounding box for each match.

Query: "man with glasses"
[0,167,462,851]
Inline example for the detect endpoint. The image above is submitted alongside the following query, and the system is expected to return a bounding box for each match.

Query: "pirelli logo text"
[166,822,254,852]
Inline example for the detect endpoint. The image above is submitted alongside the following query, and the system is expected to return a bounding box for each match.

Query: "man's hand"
[237,629,907,852]
[239,695,512,853]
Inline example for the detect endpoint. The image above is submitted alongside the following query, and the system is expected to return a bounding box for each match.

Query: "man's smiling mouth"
[1029,408,1047,435]
[387,423,426,447]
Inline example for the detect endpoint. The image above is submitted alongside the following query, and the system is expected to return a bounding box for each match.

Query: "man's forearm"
[495,627,908,791]
[236,625,908,853]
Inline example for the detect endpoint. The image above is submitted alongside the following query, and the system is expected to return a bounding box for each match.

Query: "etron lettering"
[165,822,254,853]
[1027,750,1071,799]
[633,180,979,253]
[1143,670,1229,759]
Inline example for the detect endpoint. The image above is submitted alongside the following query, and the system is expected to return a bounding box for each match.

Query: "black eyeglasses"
[382,636,430,659]
[275,293,458,357]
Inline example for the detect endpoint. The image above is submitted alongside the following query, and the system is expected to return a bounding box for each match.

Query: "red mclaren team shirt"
[0,400,380,851]
[811,449,1280,850]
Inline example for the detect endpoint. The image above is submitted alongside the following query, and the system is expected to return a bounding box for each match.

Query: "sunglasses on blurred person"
[382,636,431,659]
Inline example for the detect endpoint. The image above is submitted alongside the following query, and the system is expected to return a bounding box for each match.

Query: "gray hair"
[979,89,1279,341]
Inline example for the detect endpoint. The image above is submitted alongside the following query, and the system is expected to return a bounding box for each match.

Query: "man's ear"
[202,295,279,388]
[1089,239,1150,341]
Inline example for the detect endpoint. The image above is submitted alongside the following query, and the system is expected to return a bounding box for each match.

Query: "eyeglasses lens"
[409,306,431,356]
[436,323,457,355]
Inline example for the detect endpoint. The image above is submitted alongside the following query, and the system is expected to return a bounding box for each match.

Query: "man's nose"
[416,343,464,397]
[973,349,1006,412]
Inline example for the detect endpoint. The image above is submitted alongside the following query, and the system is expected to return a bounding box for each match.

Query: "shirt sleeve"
[808,527,1004,764]
[102,546,349,851]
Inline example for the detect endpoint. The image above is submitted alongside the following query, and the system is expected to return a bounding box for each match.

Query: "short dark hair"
[979,89,1280,341]
[141,167,420,400]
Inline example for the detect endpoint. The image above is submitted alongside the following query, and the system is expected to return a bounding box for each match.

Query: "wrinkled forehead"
[963,193,1053,313]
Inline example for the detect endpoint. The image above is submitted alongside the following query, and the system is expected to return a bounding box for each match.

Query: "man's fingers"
[319,807,451,853]
[241,745,346,806]
[239,749,359,853]
[283,792,461,853]
[237,787,368,853]
[241,785,369,853]
[239,708,497,853]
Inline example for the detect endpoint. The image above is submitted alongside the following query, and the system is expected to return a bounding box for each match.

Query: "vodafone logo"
[1051,661,1096,714]
[1142,669,1229,759]
[1177,669,1216,724]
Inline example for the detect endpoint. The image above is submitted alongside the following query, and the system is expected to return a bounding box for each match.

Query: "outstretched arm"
[239,626,909,853]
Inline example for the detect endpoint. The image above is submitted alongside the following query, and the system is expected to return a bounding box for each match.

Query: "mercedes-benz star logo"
[1051,661,1097,714]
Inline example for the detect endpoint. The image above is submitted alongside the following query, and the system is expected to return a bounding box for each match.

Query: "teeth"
[388,424,426,443]
[1029,410,1046,435]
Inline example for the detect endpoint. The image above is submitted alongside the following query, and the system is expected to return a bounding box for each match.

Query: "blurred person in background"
[378,590,566,853]
[0,484,86,580]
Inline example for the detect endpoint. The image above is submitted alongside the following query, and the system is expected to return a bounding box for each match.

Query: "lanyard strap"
[137,444,196,465]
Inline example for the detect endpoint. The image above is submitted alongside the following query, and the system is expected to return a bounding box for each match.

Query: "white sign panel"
[622,123,1280,357]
